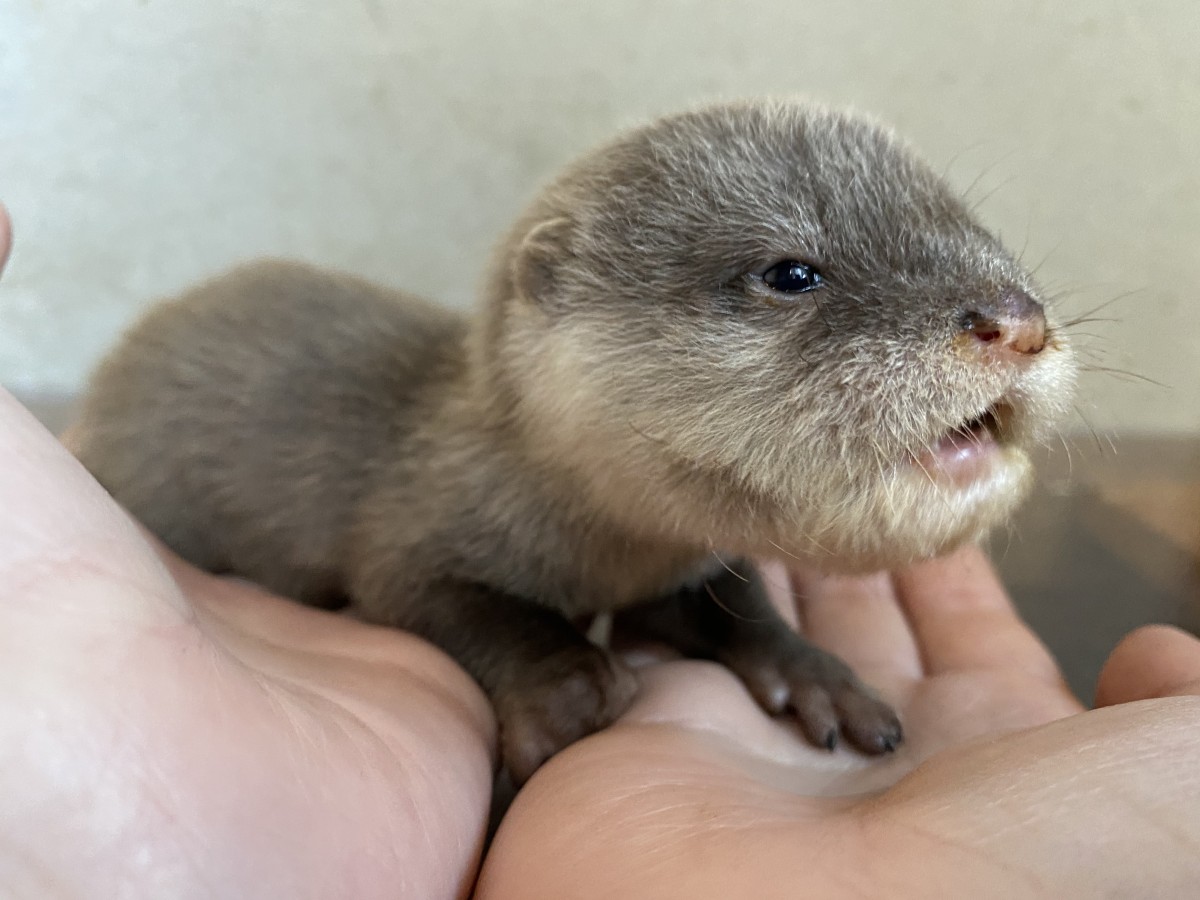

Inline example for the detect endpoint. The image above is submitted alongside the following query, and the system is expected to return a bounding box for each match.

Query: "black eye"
[761,260,824,294]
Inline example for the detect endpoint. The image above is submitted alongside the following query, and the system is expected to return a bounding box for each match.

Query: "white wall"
[2,0,1198,434]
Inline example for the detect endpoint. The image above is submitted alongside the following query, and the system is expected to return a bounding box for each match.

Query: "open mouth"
[911,401,1015,484]
[934,402,1011,454]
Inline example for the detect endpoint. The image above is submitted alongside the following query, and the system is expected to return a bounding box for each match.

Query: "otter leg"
[378,580,639,785]
[615,560,902,754]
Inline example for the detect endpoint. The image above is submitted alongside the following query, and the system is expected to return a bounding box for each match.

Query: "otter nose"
[959,289,1046,355]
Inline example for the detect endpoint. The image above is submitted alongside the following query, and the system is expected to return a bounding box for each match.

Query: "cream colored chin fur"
[778,451,1034,573]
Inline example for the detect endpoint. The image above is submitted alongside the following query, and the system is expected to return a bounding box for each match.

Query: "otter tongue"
[934,415,996,455]
[914,412,1001,486]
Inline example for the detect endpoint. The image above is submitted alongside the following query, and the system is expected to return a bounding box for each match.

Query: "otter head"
[480,99,1076,571]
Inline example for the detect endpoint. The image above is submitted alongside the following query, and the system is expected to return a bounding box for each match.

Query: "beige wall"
[2,0,1197,435]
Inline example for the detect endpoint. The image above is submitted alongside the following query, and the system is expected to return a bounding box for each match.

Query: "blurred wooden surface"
[17,393,1200,703]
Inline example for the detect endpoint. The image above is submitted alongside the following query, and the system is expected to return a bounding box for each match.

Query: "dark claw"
[824,728,838,751]
[877,721,903,754]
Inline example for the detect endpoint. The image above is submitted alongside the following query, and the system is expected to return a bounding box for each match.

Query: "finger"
[893,543,1065,685]
[1095,625,1200,706]
[789,568,922,686]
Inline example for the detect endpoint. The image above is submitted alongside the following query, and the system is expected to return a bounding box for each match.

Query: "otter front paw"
[724,639,902,755]
[495,646,639,785]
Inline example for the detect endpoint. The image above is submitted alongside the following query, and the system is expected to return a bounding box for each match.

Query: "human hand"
[478,549,1200,898]
[1,392,499,899]
[0,204,494,899]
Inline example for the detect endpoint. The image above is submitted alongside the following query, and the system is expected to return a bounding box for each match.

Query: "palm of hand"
[479,558,1200,899]
[1,394,494,899]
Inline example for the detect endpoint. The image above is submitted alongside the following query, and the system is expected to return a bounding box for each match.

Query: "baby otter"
[74,99,1076,783]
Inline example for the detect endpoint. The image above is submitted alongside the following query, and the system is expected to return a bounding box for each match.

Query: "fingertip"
[0,202,11,272]
[1095,624,1200,707]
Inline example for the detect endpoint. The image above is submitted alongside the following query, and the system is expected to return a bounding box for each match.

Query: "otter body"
[76,100,1075,782]
[83,262,708,615]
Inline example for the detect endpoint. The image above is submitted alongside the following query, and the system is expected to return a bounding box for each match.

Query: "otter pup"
[74,100,1075,784]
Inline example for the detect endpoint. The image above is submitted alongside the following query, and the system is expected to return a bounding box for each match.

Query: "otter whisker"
[1068,351,1114,370]
[765,537,807,564]
[1056,431,1075,478]
[1040,284,1086,302]
[709,549,751,583]
[1013,208,1036,268]
[1026,236,1065,280]
[1058,316,1120,329]
[1057,330,1108,342]
[1070,403,1111,456]
[1078,364,1166,388]
[998,516,1021,566]
[767,534,835,561]
[1058,288,1145,328]
[957,149,1015,204]
[966,175,1017,214]
[765,537,807,563]
[940,138,991,182]
[703,581,767,623]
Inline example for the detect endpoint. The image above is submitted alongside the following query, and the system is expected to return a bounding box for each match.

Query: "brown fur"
[74,99,1075,782]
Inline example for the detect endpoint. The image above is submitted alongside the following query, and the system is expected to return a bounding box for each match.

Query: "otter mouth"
[911,400,1016,485]
[937,401,1011,451]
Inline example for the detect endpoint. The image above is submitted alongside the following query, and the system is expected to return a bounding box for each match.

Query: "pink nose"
[960,290,1046,355]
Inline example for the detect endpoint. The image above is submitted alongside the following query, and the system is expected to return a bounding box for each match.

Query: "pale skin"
[2,205,1199,898]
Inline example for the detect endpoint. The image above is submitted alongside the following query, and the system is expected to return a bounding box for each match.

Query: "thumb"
[1094,624,1200,707]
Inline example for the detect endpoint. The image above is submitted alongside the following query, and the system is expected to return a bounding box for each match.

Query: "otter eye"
[761,260,823,294]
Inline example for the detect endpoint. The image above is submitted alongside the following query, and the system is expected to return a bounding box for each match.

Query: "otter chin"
[744,451,1036,578]
[74,98,1076,783]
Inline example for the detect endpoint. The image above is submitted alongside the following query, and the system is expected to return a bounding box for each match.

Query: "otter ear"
[511,217,573,305]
